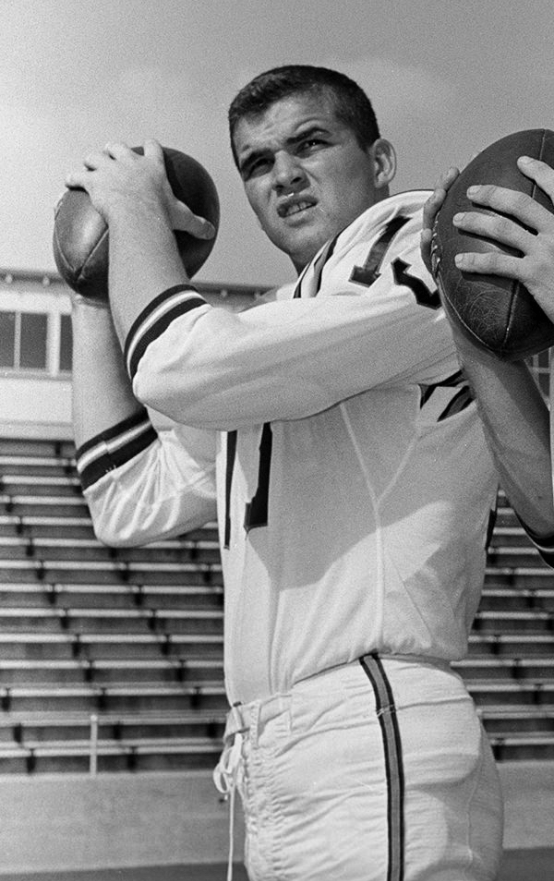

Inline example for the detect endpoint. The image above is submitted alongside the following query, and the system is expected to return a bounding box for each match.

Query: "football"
[431,128,554,359]
[53,147,220,299]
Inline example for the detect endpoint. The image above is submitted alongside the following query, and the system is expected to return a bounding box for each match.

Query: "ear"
[370,138,397,190]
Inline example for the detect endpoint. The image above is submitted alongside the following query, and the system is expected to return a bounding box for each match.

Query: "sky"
[1,0,554,288]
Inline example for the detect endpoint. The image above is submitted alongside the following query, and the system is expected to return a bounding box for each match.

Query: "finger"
[452,209,533,251]
[454,249,523,278]
[433,165,460,191]
[420,228,432,247]
[103,141,133,160]
[465,184,554,233]
[422,167,460,230]
[173,201,216,239]
[518,155,554,201]
[143,138,165,165]
[420,227,434,274]
[83,150,108,170]
[65,169,91,190]
[422,189,444,229]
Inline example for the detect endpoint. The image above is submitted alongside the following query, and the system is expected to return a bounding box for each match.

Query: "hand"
[65,139,215,240]
[452,156,554,323]
[420,167,460,273]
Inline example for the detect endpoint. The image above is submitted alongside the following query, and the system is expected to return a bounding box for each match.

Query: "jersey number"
[224,217,438,546]
[350,216,440,309]
[224,424,273,548]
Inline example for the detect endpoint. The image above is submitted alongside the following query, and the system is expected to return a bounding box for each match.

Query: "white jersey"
[77,191,498,705]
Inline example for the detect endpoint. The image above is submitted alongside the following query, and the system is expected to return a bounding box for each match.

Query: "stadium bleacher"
[0,436,552,775]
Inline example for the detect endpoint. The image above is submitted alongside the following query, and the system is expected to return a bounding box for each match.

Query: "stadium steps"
[453,657,554,681]
[0,606,224,635]
[0,631,224,661]
[0,682,227,715]
[0,474,82,496]
[0,657,224,686]
[478,585,554,613]
[0,558,223,586]
[0,581,224,610]
[0,494,90,519]
[1,440,554,770]
[0,736,223,774]
[0,440,228,772]
[0,535,221,564]
[472,609,554,634]
[0,708,225,742]
[479,705,554,732]
[0,438,75,459]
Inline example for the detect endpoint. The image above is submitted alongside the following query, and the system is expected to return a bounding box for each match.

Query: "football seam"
[76,226,109,283]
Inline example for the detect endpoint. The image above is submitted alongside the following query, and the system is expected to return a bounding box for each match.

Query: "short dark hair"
[228,64,381,166]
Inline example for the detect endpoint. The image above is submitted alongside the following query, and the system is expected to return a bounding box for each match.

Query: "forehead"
[233,92,343,159]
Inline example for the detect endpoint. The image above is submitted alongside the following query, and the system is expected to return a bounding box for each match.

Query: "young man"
[421,157,554,563]
[67,66,503,880]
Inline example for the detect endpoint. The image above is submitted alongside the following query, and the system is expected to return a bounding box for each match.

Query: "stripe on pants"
[360,654,405,881]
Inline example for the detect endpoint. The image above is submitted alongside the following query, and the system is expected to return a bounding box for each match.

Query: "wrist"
[70,294,111,316]
[104,194,172,231]
[453,327,508,369]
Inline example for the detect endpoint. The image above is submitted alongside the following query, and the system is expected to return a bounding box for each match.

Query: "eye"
[241,155,273,180]
[297,137,326,155]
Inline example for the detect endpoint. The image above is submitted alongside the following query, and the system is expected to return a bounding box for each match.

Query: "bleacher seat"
[0,439,552,771]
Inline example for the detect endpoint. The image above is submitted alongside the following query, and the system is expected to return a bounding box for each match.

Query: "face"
[233,92,395,271]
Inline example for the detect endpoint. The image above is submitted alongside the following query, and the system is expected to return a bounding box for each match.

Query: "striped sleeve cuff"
[124,284,207,380]
[76,408,157,490]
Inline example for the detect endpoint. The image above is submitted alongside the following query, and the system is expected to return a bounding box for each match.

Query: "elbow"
[92,521,143,549]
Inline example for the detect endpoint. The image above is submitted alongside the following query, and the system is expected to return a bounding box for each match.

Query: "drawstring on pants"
[213,703,247,881]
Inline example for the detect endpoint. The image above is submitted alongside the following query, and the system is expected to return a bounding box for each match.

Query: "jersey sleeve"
[75,408,217,547]
[125,193,458,430]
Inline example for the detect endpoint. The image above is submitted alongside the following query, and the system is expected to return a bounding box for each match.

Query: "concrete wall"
[499,761,554,850]
[0,770,242,874]
[0,377,72,440]
[0,763,551,874]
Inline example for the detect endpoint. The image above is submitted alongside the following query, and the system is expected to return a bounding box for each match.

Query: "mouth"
[277,196,317,219]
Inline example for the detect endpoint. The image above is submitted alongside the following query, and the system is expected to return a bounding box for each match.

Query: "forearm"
[107,205,189,345]
[456,334,554,534]
[71,299,143,448]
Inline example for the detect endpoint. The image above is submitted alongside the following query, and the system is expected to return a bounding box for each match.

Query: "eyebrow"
[238,124,332,176]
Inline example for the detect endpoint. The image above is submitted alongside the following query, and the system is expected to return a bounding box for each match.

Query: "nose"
[272,151,306,191]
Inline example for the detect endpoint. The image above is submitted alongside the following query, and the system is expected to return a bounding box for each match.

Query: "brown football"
[53,146,220,299]
[432,128,554,359]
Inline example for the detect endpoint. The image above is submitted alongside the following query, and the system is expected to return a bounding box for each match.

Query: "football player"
[67,66,503,880]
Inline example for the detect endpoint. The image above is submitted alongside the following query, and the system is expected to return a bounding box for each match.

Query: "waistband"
[224,652,453,740]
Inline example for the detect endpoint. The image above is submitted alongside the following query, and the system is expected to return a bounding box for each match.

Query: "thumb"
[171,200,216,240]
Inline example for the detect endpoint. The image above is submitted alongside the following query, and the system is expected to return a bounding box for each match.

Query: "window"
[20,313,48,369]
[0,311,47,370]
[0,312,16,367]
[0,308,71,375]
[59,313,73,372]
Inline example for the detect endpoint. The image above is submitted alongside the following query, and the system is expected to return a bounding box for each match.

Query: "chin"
[284,231,331,271]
